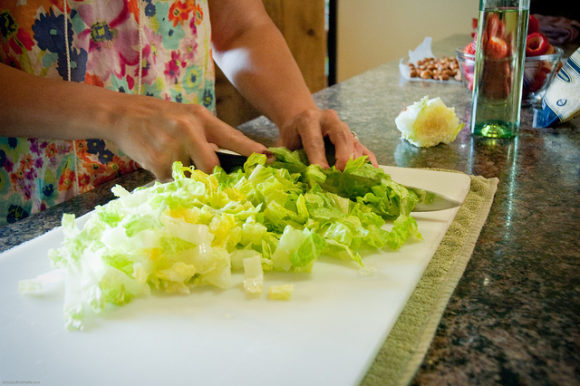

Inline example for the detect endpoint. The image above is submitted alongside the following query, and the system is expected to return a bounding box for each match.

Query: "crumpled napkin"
[535,14,580,45]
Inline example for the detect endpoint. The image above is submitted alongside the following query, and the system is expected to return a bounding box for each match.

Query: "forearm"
[210,5,317,128]
[0,63,123,140]
[0,63,268,178]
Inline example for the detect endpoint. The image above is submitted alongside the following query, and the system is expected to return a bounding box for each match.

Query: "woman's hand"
[278,108,378,170]
[105,94,268,180]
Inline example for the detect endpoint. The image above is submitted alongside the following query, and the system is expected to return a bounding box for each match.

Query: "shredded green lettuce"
[26,148,421,330]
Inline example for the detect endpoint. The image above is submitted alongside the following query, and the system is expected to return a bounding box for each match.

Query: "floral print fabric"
[0,0,215,226]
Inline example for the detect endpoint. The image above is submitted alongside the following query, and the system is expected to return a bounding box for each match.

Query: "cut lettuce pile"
[20,148,421,330]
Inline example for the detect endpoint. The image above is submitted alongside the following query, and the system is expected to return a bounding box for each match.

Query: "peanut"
[420,70,432,79]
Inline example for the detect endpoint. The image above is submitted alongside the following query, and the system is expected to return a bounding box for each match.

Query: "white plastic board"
[0,166,470,386]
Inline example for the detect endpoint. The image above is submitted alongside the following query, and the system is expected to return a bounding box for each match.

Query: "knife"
[215,149,461,212]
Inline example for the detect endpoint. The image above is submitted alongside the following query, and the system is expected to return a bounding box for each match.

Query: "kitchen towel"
[361,173,499,386]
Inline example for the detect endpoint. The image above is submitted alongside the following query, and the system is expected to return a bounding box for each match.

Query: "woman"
[0,0,376,225]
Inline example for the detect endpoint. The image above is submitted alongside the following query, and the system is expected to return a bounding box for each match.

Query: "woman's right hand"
[104,93,268,180]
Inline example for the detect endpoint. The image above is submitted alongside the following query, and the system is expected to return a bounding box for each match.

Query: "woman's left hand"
[277,108,378,170]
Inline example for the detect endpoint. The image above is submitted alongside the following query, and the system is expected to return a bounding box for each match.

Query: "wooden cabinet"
[214,0,327,127]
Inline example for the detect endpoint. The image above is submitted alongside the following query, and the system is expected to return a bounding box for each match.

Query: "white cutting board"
[0,166,470,386]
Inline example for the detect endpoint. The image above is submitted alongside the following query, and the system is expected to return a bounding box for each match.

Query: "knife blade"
[215,149,461,212]
[406,187,462,212]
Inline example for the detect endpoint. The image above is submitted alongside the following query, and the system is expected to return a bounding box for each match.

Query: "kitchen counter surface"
[1,35,578,384]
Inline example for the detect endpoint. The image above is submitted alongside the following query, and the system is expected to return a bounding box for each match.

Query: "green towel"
[361,174,499,386]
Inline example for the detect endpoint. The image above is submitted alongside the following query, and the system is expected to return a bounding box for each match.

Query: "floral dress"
[0,0,215,226]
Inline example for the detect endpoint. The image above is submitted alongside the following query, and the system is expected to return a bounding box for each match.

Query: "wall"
[337,0,478,82]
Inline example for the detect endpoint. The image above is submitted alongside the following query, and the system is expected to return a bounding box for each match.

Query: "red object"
[485,36,508,58]
[528,15,540,34]
[528,67,548,92]
[463,40,476,55]
[464,71,474,91]
[525,61,553,95]
[471,17,478,38]
[487,13,505,39]
[526,32,551,56]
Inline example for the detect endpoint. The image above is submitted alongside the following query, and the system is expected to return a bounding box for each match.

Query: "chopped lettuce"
[268,284,294,301]
[242,255,264,295]
[24,149,421,329]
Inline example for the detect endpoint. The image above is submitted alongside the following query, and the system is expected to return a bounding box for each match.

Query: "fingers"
[203,114,268,157]
[187,132,221,174]
[279,108,378,171]
[140,131,188,181]
[277,110,328,168]
[317,109,355,171]
[276,124,301,150]
[296,111,331,168]
[327,129,354,171]
[357,140,379,167]
[187,117,258,173]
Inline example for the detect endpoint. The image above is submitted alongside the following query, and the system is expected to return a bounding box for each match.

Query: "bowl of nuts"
[406,56,462,82]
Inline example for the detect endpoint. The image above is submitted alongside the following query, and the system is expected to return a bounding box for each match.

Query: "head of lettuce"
[395,96,464,147]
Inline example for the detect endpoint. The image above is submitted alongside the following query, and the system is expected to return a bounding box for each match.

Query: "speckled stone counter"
[1,35,578,384]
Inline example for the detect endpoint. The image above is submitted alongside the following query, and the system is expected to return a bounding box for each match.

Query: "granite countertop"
[1,35,578,384]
